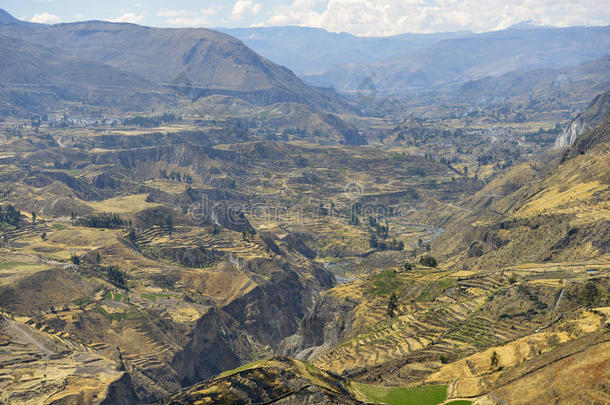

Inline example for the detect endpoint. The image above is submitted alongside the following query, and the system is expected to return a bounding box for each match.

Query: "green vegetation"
[387,292,399,317]
[368,270,401,296]
[73,297,91,307]
[582,281,600,307]
[352,383,448,405]
[419,255,438,268]
[141,292,173,300]
[217,359,266,378]
[416,278,456,302]
[0,261,42,270]
[52,223,66,230]
[445,401,472,405]
[77,212,125,229]
[70,254,80,265]
[93,305,129,321]
[124,113,175,128]
[104,265,127,288]
[0,204,21,227]
[491,351,499,370]
[104,292,123,301]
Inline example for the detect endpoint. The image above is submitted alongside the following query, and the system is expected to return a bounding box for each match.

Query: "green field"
[217,359,266,378]
[0,261,41,270]
[367,270,401,296]
[352,383,448,405]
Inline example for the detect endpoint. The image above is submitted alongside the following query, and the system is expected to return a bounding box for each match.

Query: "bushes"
[419,255,438,268]
[387,292,399,317]
[70,254,81,265]
[76,213,125,229]
[0,204,21,227]
[105,265,127,288]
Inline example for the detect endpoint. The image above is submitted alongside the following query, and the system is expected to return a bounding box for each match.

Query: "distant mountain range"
[0,10,353,115]
[218,26,473,77]
[457,55,610,107]
[226,25,609,94]
[2,8,610,121]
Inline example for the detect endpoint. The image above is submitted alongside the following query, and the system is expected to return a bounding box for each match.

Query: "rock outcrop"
[555,90,610,147]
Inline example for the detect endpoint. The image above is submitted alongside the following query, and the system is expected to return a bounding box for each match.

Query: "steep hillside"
[0,8,40,28]
[433,93,610,270]
[0,12,353,113]
[0,35,181,115]
[556,89,610,147]
[157,357,364,404]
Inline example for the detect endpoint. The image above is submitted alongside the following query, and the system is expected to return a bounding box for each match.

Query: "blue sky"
[3,0,610,36]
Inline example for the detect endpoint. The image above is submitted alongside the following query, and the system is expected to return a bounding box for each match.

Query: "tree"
[31,211,36,224]
[387,293,398,317]
[419,255,438,268]
[404,262,413,271]
[166,214,174,236]
[106,265,127,289]
[582,282,600,307]
[41,232,47,240]
[70,254,80,265]
[128,229,137,244]
[490,351,499,370]
[369,235,379,249]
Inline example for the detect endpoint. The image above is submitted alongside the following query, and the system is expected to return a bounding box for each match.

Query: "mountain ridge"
[0,9,355,115]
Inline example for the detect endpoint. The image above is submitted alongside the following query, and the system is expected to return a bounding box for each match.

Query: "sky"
[3,0,610,36]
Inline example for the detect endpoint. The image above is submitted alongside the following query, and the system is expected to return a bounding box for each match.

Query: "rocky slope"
[432,92,610,270]
[157,357,364,404]
[556,89,610,147]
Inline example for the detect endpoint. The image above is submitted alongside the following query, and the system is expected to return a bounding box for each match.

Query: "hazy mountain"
[0,11,353,113]
[458,55,610,106]
[304,25,610,93]
[0,35,181,114]
[0,8,41,28]
[218,26,472,76]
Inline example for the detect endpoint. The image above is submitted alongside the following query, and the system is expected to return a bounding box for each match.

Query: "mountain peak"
[507,20,552,30]
[0,8,41,27]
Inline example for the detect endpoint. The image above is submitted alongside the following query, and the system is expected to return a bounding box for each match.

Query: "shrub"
[490,351,499,370]
[77,212,125,229]
[70,254,81,265]
[387,293,399,317]
[105,265,127,288]
[419,255,438,268]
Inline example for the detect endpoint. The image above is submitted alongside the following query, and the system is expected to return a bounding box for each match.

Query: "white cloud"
[157,8,219,27]
[265,0,610,36]
[232,0,262,21]
[30,12,61,24]
[111,13,144,24]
